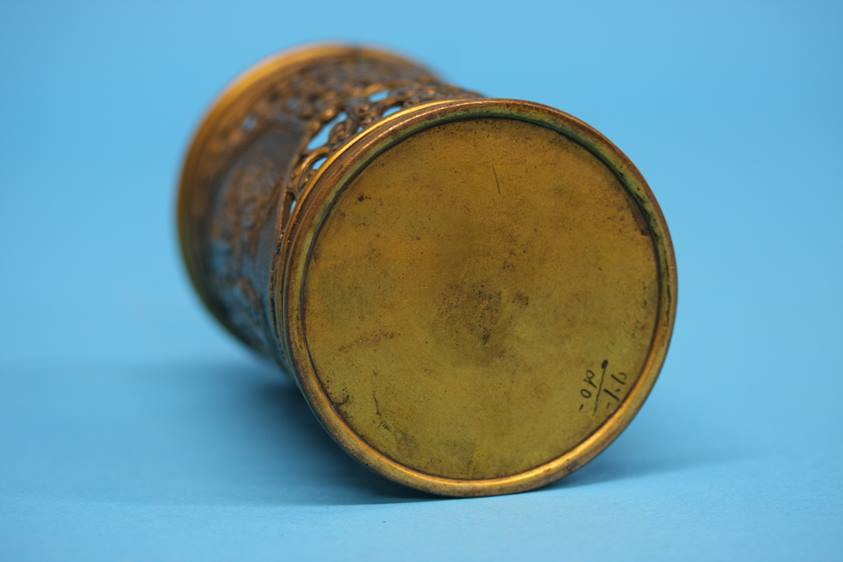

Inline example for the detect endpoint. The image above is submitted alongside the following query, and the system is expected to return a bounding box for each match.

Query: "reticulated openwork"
[180,47,480,364]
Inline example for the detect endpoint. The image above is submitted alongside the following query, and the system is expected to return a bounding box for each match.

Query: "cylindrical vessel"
[178,44,677,496]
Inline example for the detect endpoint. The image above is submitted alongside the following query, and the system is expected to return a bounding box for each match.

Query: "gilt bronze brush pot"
[177,44,677,497]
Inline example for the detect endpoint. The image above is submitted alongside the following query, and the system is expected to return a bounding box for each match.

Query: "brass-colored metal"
[178,44,677,497]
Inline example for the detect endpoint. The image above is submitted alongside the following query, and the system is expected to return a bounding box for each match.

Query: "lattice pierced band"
[177,44,677,497]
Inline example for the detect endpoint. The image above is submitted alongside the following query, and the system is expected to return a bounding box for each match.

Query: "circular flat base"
[284,100,675,495]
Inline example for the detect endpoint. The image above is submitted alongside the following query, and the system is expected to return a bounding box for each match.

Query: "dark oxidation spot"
[337,329,399,353]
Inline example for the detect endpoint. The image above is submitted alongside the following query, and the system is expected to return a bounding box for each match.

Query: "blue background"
[1,0,841,560]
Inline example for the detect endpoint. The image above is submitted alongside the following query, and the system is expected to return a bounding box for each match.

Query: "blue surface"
[1,0,841,560]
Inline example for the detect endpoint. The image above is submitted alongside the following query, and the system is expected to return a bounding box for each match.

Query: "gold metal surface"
[178,44,677,497]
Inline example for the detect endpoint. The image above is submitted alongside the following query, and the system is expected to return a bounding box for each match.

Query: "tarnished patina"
[178,44,677,496]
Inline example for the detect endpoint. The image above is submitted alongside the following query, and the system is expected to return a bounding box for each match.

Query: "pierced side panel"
[207,127,301,356]
[180,49,481,365]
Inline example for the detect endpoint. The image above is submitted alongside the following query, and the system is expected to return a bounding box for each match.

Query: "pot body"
[178,44,677,496]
